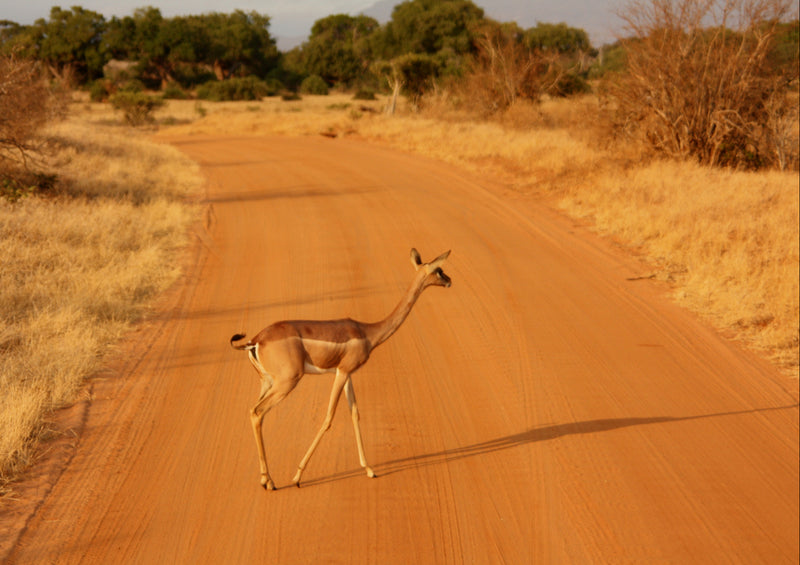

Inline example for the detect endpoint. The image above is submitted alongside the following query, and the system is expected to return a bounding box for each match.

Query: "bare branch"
[606,0,798,169]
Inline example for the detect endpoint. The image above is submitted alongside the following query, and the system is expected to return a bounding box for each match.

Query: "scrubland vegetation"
[1,0,797,494]
[0,94,202,493]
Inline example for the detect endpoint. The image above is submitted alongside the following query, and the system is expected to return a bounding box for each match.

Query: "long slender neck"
[364,273,426,350]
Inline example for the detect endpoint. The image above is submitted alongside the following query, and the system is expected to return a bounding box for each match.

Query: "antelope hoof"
[291,469,303,487]
[366,466,376,479]
[261,476,276,491]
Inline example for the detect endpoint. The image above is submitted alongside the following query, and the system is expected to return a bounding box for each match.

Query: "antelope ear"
[428,250,451,270]
[410,248,423,270]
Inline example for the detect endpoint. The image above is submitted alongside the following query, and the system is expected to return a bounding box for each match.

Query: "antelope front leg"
[344,378,375,478]
[292,370,349,487]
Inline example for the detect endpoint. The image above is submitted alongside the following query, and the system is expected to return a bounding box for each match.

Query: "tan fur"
[231,248,451,490]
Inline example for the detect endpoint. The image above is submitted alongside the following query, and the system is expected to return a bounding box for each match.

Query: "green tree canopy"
[103,8,278,87]
[523,22,593,55]
[114,7,197,87]
[768,19,799,81]
[200,11,278,79]
[19,6,107,82]
[103,14,137,60]
[0,20,26,50]
[377,0,485,58]
[301,14,378,85]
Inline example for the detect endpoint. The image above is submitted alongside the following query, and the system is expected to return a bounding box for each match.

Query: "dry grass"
[0,98,202,493]
[560,160,799,371]
[158,92,798,376]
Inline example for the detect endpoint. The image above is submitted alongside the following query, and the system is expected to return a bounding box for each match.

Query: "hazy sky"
[2,1,620,47]
[5,1,373,35]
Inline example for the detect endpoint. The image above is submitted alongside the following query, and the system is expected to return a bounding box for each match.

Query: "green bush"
[589,42,627,79]
[162,83,190,100]
[0,172,57,203]
[299,75,329,95]
[549,73,590,97]
[89,80,110,102]
[353,89,377,100]
[110,92,165,126]
[263,77,285,96]
[196,77,270,101]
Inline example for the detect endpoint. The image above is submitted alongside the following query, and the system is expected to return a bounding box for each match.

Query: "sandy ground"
[2,135,798,563]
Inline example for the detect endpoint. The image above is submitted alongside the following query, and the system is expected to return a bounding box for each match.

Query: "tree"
[768,19,800,76]
[523,22,592,55]
[125,8,191,87]
[606,0,799,169]
[300,14,378,86]
[372,53,440,112]
[0,20,25,51]
[372,59,404,114]
[101,10,278,88]
[21,6,107,83]
[377,0,484,58]
[394,52,439,106]
[103,14,138,61]
[100,7,171,86]
[201,11,278,80]
[462,23,565,115]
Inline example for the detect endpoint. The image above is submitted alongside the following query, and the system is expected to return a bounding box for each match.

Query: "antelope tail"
[230,333,254,350]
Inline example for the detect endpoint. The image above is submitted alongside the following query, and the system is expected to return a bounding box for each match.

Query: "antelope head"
[410,248,452,288]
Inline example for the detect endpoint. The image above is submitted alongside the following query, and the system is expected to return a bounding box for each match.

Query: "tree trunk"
[385,75,403,116]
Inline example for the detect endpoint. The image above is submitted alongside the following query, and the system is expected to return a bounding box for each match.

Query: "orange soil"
[2,135,797,563]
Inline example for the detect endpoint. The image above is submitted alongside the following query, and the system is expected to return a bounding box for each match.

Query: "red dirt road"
[3,136,798,563]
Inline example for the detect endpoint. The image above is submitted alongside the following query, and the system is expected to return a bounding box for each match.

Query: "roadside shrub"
[110,91,165,126]
[549,72,590,97]
[89,79,111,102]
[460,25,564,116]
[299,75,329,95]
[353,89,377,100]
[263,77,285,96]
[0,172,57,202]
[196,77,270,101]
[589,42,627,79]
[162,83,191,100]
[0,53,67,171]
[605,0,799,170]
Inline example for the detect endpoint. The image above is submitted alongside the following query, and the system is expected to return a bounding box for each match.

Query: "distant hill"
[361,0,396,23]
[360,0,620,47]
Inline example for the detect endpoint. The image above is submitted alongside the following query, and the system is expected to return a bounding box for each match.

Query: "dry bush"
[454,26,565,117]
[0,53,67,171]
[605,0,799,169]
[109,91,166,127]
[1,53,68,202]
